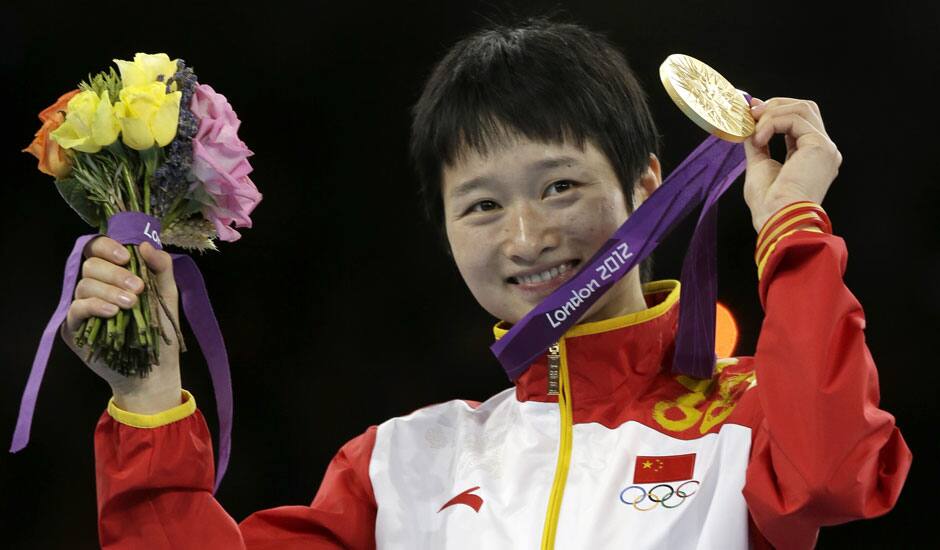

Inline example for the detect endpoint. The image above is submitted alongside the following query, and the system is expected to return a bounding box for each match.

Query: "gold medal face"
[659,54,755,142]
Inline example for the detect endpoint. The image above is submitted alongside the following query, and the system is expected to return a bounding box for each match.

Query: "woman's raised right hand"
[61,236,184,413]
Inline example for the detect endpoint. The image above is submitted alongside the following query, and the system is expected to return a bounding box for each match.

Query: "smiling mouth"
[507,260,581,285]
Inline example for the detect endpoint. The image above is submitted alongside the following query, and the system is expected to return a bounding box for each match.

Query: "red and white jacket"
[94,229,911,549]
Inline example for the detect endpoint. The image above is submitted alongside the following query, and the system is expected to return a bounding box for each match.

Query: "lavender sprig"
[152,59,199,218]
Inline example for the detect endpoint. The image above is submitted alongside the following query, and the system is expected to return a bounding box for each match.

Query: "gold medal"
[659,54,755,143]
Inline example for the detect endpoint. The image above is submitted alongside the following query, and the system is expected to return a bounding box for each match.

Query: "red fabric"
[512,288,678,407]
[741,231,911,549]
[507,230,911,548]
[94,406,377,549]
[93,230,911,549]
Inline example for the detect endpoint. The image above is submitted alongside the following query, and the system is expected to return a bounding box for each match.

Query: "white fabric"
[371,388,752,549]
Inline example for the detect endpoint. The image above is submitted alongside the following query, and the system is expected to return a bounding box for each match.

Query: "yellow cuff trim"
[756,201,823,243]
[108,389,196,428]
[755,212,822,264]
[757,227,825,280]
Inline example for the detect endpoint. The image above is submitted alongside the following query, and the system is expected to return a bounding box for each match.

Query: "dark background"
[1,1,935,547]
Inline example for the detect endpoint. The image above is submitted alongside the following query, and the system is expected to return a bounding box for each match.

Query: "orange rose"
[23,90,80,178]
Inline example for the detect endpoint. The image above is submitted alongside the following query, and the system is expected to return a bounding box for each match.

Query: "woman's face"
[442,134,661,325]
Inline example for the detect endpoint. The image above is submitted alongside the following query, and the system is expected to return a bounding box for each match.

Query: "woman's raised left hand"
[743,96,843,232]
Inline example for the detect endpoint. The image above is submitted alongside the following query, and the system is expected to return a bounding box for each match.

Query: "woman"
[65,16,910,549]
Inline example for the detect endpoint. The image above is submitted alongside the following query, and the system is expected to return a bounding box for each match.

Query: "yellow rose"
[113,83,182,150]
[113,53,178,88]
[49,90,121,153]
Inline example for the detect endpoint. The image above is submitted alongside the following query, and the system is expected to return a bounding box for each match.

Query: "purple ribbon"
[492,93,752,380]
[10,211,233,495]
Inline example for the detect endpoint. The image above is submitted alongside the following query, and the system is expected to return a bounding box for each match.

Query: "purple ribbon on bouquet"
[492,93,752,380]
[10,212,233,495]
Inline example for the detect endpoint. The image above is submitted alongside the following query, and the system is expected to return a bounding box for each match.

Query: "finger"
[805,99,821,120]
[65,297,120,335]
[743,130,771,165]
[785,134,798,160]
[82,257,145,294]
[752,112,825,150]
[755,102,826,135]
[751,98,826,135]
[138,241,176,293]
[768,97,823,121]
[750,97,819,158]
[83,235,131,265]
[75,277,140,310]
[752,96,818,113]
[747,97,771,154]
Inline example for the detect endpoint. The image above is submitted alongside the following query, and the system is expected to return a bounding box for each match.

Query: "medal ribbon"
[10,211,233,495]
[492,93,752,380]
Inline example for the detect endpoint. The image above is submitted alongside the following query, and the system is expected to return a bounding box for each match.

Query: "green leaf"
[166,184,217,224]
[173,200,205,221]
[55,177,102,228]
[189,183,218,207]
[79,67,123,103]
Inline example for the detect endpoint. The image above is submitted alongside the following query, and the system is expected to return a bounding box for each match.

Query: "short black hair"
[410,15,661,282]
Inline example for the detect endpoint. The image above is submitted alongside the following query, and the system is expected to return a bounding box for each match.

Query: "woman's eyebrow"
[450,176,494,199]
[451,156,583,199]
[527,155,580,172]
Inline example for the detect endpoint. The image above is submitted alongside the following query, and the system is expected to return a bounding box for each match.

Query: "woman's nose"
[501,203,559,263]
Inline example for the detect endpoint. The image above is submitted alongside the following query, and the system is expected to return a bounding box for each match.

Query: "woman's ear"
[632,153,662,208]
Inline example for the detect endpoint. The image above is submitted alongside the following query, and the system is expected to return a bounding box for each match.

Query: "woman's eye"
[545,180,576,196]
[467,200,499,214]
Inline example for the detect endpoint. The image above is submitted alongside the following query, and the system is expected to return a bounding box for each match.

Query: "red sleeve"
[94,395,378,549]
[741,230,912,549]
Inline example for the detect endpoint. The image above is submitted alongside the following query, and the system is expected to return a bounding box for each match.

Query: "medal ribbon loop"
[11,212,233,495]
[492,92,752,380]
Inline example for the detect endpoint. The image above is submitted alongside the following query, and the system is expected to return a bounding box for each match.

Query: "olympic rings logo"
[618,480,700,511]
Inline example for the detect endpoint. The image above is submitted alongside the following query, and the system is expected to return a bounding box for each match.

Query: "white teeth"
[518,261,574,285]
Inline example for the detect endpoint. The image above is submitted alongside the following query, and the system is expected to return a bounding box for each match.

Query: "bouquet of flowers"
[24,52,262,377]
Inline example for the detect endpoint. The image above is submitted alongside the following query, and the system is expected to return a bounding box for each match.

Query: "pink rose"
[190,84,262,242]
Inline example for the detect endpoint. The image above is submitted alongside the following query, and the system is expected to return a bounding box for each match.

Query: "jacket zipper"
[540,340,573,550]
[547,343,560,396]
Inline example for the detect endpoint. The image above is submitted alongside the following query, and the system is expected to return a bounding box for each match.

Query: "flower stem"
[161,193,187,228]
[144,172,151,216]
[127,245,150,348]
[116,309,127,350]
[106,315,116,349]
[154,282,186,353]
[78,317,92,347]
[139,146,159,217]
[83,318,102,363]
[123,165,141,211]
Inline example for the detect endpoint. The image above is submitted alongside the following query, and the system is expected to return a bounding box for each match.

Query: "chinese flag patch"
[633,453,696,484]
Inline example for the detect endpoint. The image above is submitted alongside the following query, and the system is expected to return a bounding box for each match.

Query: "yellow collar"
[492,279,682,342]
